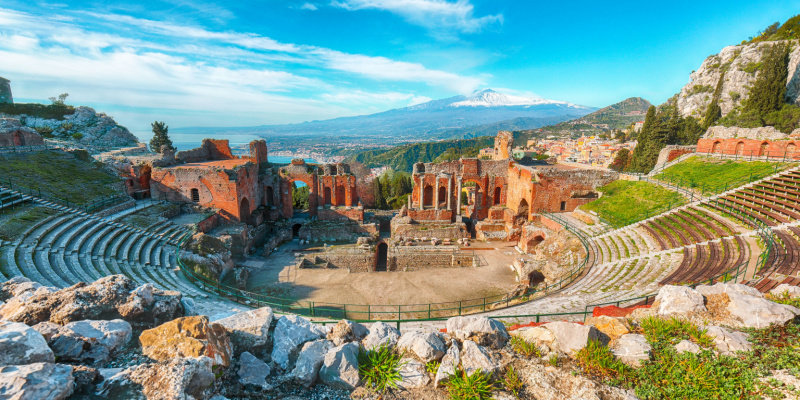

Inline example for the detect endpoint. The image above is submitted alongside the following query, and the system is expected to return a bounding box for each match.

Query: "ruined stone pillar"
[447,177,452,210]
[456,178,462,216]
[434,178,440,210]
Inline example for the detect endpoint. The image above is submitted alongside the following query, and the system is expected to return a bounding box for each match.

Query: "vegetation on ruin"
[627,104,705,173]
[0,206,59,242]
[745,15,800,44]
[444,367,495,400]
[501,365,524,398]
[374,170,413,209]
[573,318,800,400]
[149,121,175,153]
[292,183,310,210]
[357,344,405,393]
[653,156,781,192]
[0,150,124,205]
[580,180,685,226]
[510,336,541,357]
[346,136,494,172]
[0,103,75,120]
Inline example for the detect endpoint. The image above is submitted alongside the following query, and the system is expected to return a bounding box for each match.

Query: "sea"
[169,132,317,164]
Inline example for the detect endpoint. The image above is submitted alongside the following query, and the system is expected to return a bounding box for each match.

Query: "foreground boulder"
[361,321,400,350]
[520,361,632,400]
[705,325,752,355]
[99,356,215,400]
[701,284,799,329]
[291,340,333,388]
[0,275,183,326]
[445,316,509,349]
[513,321,600,356]
[214,307,274,356]
[460,340,501,377]
[0,363,74,400]
[396,331,446,363]
[396,358,430,389]
[610,334,651,367]
[0,277,46,301]
[140,316,232,367]
[435,344,460,388]
[49,319,132,364]
[327,319,368,346]
[585,316,630,341]
[237,351,272,390]
[0,321,55,365]
[319,342,361,390]
[653,285,707,316]
[271,315,326,370]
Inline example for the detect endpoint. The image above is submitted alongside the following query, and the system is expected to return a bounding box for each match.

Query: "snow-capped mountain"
[449,89,580,108]
[175,89,596,144]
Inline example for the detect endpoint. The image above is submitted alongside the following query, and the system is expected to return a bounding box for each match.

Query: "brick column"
[456,178,462,216]
[447,177,452,210]
[434,178,440,210]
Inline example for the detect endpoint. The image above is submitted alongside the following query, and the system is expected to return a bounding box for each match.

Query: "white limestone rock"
[271,315,326,370]
[0,321,55,365]
[675,339,701,354]
[327,319,368,346]
[611,334,651,367]
[520,361,634,400]
[460,340,501,378]
[237,351,272,390]
[98,356,215,400]
[291,339,333,388]
[0,362,74,400]
[319,342,361,391]
[696,282,762,298]
[705,325,752,355]
[215,306,274,355]
[769,283,800,299]
[654,285,706,316]
[361,321,401,351]
[445,316,510,349]
[435,344,460,388]
[396,358,430,390]
[49,319,132,364]
[541,321,601,356]
[396,331,446,363]
[725,291,797,329]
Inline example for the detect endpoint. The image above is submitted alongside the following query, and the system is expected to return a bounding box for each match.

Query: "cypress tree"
[149,121,175,154]
[702,72,726,130]
[628,106,657,172]
[742,43,789,122]
[374,179,388,209]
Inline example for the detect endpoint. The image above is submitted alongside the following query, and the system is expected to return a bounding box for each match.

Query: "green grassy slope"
[581,180,685,226]
[654,156,783,193]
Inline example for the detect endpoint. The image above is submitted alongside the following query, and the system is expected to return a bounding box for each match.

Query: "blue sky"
[0,0,798,138]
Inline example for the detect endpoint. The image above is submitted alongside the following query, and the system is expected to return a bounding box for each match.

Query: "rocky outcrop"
[396,358,430,390]
[460,340,501,377]
[271,315,326,371]
[675,39,800,118]
[214,307,273,356]
[702,125,792,141]
[445,316,509,349]
[361,321,400,351]
[0,275,183,326]
[653,285,707,316]
[19,106,139,148]
[290,340,333,388]
[139,316,232,367]
[519,361,633,400]
[48,319,132,364]
[100,356,215,400]
[0,363,74,400]
[319,342,361,391]
[396,331,446,363]
[512,321,601,356]
[435,344,460,388]
[0,118,43,147]
[327,319,368,346]
[237,351,271,390]
[0,321,55,365]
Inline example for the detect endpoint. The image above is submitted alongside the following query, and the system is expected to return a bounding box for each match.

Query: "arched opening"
[12,132,22,146]
[788,143,797,158]
[423,185,433,207]
[517,199,529,216]
[292,224,302,238]
[376,242,388,272]
[711,141,721,154]
[438,186,447,207]
[323,187,332,206]
[139,165,152,191]
[265,186,274,207]
[336,186,346,206]
[735,141,745,155]
[527,235,545,249]
[190,188,200,203]
[759,141,769,157]
[494,187,502,205]
[560,200,567,211]
[527,271,545,286]
[240,197,251,223]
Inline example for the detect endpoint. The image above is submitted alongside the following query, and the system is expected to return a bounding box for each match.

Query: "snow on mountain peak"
[450,89,576,108]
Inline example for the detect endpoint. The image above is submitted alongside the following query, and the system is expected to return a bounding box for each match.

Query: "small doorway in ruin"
[191,188,200,203]
[376,242,388,271]
[438,186,447,208]
[324,187,332,206]
[240,197,251,223]
[494,187,502,205]
[292,224,302,238]
[265,186,274,207]
[423,186,433,207]
[527,271,545,286]
[560,201,567,211]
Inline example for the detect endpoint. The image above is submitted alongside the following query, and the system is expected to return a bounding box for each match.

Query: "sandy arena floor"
[244,240,521,306]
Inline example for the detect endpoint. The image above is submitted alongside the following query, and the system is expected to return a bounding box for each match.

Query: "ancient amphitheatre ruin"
[1,113,799,325]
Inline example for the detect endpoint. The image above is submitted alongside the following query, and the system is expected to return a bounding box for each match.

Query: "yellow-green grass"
[0,150,124,205]
[654,156,783,193]
[581,180,685,227]
[0,205,59,241]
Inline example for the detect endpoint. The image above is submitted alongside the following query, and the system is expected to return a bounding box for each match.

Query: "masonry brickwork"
[697,137,800,159]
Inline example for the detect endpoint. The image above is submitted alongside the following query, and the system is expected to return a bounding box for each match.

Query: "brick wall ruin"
[697,137,800,159]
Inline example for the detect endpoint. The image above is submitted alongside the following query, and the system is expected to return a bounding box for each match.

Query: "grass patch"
[0,150,124,206]
[654,156,782,193]
[357,344,405,393]
[501,365,524,398]
[638,316,713,347]
[509,336,541,358]
[445,367,494,400]
[0,205,59,241]
[576,339,630,382]
[580,180,685,227]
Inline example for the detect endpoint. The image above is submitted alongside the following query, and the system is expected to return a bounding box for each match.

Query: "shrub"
[34,126,54,138]
[639,316,712,347]
[445,367,494,400]
[357,344,405,393]
[548,354,559,367]
[71,132,83,140]
[576,339,629,381]
[425,360,440,374]
[510,336,540,358]
[501,365,524,398]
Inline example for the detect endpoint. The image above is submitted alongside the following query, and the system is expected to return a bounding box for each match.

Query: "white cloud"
[331,0,502,35]
[301,3,319,10]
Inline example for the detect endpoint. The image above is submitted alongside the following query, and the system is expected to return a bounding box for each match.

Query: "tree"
[292,183,309,210]
[628,106,658,172]
[374,178,388,210]
[742,43,789,123]
[609,148,630,172]
[149,121,175,154]
[49,93,69,106]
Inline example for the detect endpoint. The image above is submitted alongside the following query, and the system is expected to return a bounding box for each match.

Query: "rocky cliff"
[675,39,800,118]
[2,106,139,148]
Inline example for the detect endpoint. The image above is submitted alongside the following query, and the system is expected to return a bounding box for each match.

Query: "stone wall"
[0,77,12,104]
[697,136,800,159]
[317,207,365,222]
[493,130,513,160]
[296,221,377,244]
[175,139,237,163]
[0,119,44,147]
[391,221,468,240]
[655,145,696,166]
[301,248,477,272]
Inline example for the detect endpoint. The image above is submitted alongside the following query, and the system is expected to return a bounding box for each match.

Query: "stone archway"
[423,186,433,207]
[735,141,745,156]
[518,198,529,216]
[711,141,721,154]
[376,242,388,271]
[494,187,502,206]
[759,141,769,157]
[240,197,251,223]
